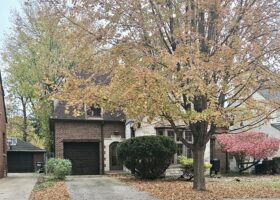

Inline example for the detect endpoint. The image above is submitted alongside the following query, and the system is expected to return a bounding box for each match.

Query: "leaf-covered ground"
[29,180,69,200]
[116,175,280,200]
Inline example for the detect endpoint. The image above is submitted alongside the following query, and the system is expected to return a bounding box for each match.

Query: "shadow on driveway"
[66,176,158,200]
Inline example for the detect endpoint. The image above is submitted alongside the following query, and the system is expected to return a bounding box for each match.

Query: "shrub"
[47,158,72,180]
[117,135,177,179]
[177,156,212,172]
[46,158,56,173]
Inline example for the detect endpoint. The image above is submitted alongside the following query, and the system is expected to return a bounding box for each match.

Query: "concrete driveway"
[0,173,38,200]
[66,176,158,200]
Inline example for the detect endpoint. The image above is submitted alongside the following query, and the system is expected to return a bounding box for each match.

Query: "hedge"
[117,135,177,179]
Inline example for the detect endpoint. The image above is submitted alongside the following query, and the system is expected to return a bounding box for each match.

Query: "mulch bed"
[115,175,280,200]
[29,181,70,200]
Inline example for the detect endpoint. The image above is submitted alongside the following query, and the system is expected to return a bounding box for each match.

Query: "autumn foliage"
[3,0,280,191]
[216,132,280,160]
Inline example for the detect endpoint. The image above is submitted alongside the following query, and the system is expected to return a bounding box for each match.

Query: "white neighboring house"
[125,118,211,164]
[125,90,280,173]
[249,92,280,155]
[226,91,280,172]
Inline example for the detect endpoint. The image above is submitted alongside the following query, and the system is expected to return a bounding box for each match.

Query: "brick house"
[51,88,280,175]
[0,73,7,178]
[50,101,125,175]
[51,100,199,175]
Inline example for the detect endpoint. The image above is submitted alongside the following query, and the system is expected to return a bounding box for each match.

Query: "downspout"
[49,119,55,158]
[101,121,105,174]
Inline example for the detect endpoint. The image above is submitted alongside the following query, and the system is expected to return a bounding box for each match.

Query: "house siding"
[33,152,45,171]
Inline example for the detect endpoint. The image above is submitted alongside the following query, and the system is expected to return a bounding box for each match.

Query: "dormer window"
[86,105,102,118]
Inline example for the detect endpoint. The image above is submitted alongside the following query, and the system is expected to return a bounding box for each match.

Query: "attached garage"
[7,139,46,173]
[64,142,100,175]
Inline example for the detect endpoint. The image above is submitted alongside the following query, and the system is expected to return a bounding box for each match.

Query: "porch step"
[106,170,129,175]
[165,164,184,177]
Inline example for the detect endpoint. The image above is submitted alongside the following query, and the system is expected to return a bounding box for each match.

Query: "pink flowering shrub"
[216,132,280,160]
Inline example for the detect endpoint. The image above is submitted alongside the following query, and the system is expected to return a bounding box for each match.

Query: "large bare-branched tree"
[29,0,280,190]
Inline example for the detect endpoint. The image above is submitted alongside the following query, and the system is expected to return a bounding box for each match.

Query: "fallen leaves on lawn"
[29,181,70,200]
[116,175,280,200]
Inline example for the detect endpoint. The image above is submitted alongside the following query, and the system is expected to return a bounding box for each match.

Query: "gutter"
[7,150,46,153]
[49,118,55,157]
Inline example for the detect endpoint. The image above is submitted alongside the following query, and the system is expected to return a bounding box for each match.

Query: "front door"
[109,142,123,170]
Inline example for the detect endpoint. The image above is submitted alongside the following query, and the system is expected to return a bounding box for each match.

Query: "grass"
[251,177,280,189]
[34,179,59,190]
[33,175,61,190]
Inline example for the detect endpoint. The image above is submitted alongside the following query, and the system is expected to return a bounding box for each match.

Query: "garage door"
[8,152,33,172]
[64,142,100,175]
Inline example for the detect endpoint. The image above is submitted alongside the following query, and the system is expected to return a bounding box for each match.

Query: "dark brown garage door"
[8,152,33,172]
[64,142,100,175]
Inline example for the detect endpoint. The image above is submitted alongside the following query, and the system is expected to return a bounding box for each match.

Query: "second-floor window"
[86,105,101,118]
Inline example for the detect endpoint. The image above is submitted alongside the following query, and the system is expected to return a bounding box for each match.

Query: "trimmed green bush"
[47,158,72,180]
[117,136,177,179]
[46,158,56,174]
[177,156,212,172]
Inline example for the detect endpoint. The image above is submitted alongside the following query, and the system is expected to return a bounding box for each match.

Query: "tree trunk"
[193,146,206,191]
[21,96,28,142]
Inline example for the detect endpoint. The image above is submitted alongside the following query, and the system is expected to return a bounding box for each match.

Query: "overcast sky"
[0,0,21,70]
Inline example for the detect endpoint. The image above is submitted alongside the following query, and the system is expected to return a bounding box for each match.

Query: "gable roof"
[258,89,280,102]
[8,139,46,152]
[271,123,280,131]
[52,101,125,122]
[52,72,125,122]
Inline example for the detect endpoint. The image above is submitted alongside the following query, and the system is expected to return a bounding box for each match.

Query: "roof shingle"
[7,139,46,152]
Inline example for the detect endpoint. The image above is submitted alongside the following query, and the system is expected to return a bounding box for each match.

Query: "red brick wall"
[0,82,6,178]
[55,121,102,158]
[33,153,45,170]
[54,120,125,173]
[103,122,125,138]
